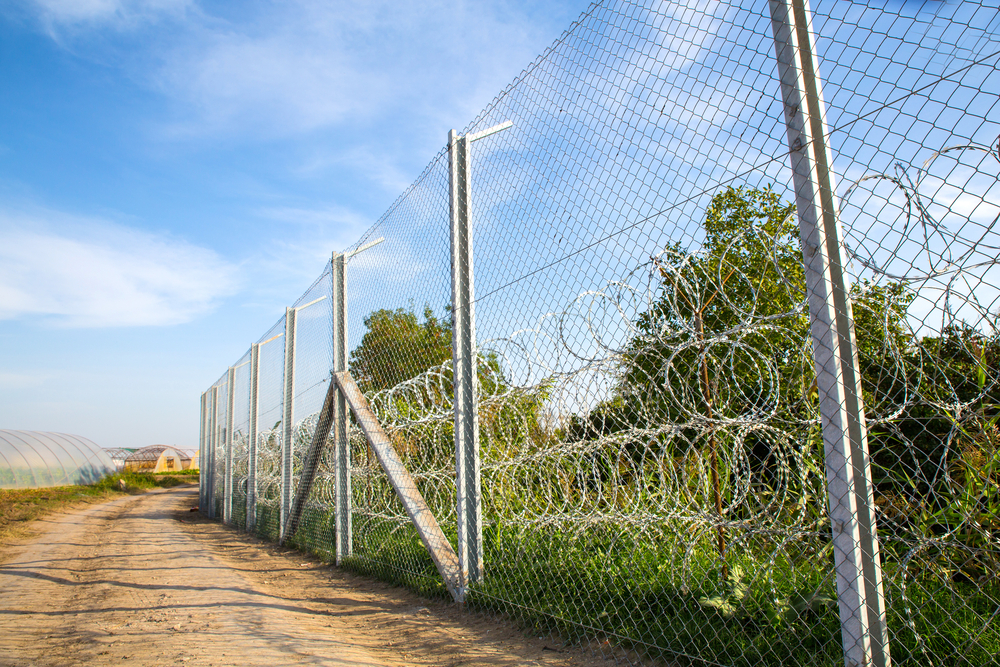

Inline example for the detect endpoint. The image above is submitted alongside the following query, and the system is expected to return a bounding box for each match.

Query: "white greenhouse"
[0,430,115,489]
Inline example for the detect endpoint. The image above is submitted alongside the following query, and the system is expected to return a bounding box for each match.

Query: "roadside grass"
[238,473,998,665]
[0,471,197,544]
[280,509,999,667]
[340,513,453,600]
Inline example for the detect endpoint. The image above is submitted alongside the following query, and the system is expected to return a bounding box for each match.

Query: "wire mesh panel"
[810,1,1000,664]
[254,318,287,542]
[338,153,458,597]
[451,2,834,664]
[230,350,252,531]
[212,370,229,521]
[201,0,1000,664]
[285,269,337,555]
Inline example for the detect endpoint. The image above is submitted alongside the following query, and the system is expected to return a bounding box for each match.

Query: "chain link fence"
[199,0,1000,665]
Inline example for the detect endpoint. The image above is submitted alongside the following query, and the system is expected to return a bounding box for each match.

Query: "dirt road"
[0,487,615,667]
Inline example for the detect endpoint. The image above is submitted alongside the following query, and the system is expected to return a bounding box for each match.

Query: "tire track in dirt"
[0,487,624,667]
[0,487,384,666]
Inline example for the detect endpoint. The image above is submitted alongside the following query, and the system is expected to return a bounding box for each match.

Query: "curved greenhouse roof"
[124,445,196,473]
[103,448,135,471]
[0,430,115,489]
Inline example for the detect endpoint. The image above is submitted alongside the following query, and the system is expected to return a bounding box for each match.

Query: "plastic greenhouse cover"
[0,430,115,489]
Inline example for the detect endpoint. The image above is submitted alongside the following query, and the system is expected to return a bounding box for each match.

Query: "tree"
[868,322,1000,573]
[564,186,812,569]
[348,303,553,506]
[571,186,815,468]
[568,184,1000,577]
[349,305,452,393]
[576,185,920,452]
[621,185,808,425]
[568,186,945,571]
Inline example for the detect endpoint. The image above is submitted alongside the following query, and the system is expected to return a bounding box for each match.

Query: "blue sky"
[3,0,998,453]
[0,0,594,449]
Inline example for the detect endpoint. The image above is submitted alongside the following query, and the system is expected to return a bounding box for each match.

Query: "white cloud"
[255,203,373,262]
[160,28,384,135]
[229,204,376,298]
[290,146,417,194]
[0,210,238,327]
[29,0,190,26]
[23,0,576,141]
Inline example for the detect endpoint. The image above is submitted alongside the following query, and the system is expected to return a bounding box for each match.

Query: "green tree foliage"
[347,303,509,399]
[347,303,549,453]
[347,304,554,523]
[572,185,923,450]
[349,305,452,393]
[569,186,816,470]
[623,185,808,423]
[568,184,1000,571]
[870,323,1000,573]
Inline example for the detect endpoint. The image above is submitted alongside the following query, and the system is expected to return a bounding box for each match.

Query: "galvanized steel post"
[332,252,352,563]
[449,121,512,596]
[280,306,297,538]
[450,128,481,593]
[224,366,236,525]
[209,385,219,519]
[769,1,890,666]
[247,343,261,532]
[334,370,463,600]
[199,391,207,514]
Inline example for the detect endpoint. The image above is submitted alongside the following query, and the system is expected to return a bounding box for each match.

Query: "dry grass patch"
[0,472,197,543]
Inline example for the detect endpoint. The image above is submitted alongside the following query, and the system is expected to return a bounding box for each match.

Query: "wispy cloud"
[20,0,574,143]
[155,1,557,141]
[290,146,418,194]
[0,209,238,327]
[159,27,385,136]
[29,0,191,28]
[230,203,376,300]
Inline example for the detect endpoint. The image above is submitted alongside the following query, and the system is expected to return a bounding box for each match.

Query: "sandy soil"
[0,486,622,667]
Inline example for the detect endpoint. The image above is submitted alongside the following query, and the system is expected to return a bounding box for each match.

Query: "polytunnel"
[0,430,115,489]
[103,448,135,472]
[123,445,197,473]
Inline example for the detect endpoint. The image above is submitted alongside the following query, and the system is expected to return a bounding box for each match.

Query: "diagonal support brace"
[333,370,464,602]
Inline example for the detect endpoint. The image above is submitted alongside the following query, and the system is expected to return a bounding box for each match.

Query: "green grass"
[238,483,998,666]
[464,525,842,667]
[271,505,844,665]
[91,471,192,491]
[286,515,998,667]
[341,514,452,600]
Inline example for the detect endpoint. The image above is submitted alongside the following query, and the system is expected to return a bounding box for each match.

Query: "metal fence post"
[332,252,352,563]
[215,383,224,520]
[280,306,297,539]
[224,366,236,525]
[209,385,219,519]
[208,387,214,518]
[449,122,511,595]
[769,2,890,666]
[450,128,483,593]
[247,343,260,532]
[198,391,207,513]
